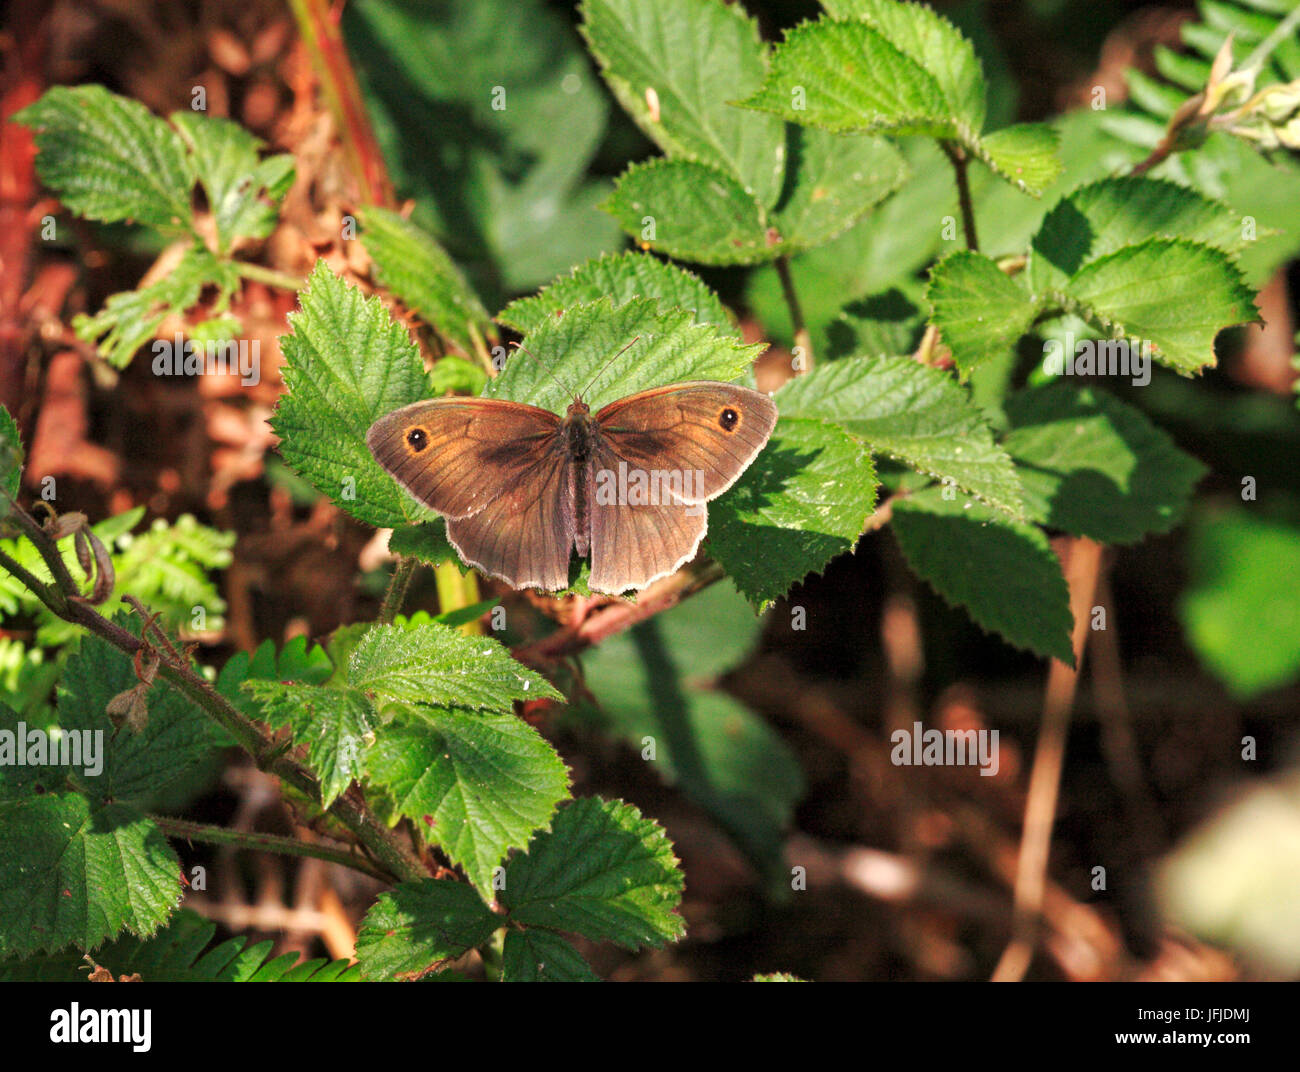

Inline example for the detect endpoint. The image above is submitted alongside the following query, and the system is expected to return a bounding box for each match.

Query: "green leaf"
[348,622,561,711]
[365,704,570,899]
[486,297,764,416]
[603,158,775,265]
[171,112,294,251]
[822,0,987,130]
[272,261,431,528]
[892,486,1074,664]
[498,252,736,338]
[736,20,952,139]
[388,520,460,568]
[0,405,22,504]
[927,250,1039,378]
[344,0,620,297]
[708,416,875,608]
[355,879,500,980]
[1003,383,1207,543]
[359,207,492,356]
[502,928,599,981]
[14,85,194,233]
[0,791,179,958]
[1180,510,1300,698]
[580,0,785,206]
[1059,238,1258,374]
[1028,177,1254,296]
[776,356,1024,516]
[775,127,908,251]
[241,682,373,808]
[55,629,227,802]
[979,123,1063,195]
[72,246,240,369]
[502,797,685,949]
[428,354,489,397]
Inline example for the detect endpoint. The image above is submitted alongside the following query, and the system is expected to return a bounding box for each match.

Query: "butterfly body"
[368,381,777,594]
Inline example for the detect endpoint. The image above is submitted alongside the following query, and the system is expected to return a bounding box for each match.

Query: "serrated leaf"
[359,207,492,356]
[822,0,987,130]
[355,879,500,980]
[826,287,927,361]
[1060,238,1258,374]
[776,126,908,250]
[776,356,1024,516]
[348,622,560,711]
[498,252,736,338]
[365,704,570,899]
[0,791,179,958]
[72,245,240,369]
[892,486,1074,663]
[502,797,685,949]
[388,520,460,568]
[171,112,294,251]
[1180,510,1300,698]
[603,158,776,265]
[1028,177,1254,296]
[502,928,599,981]
[1003,383,1207,542]
[486,297,764,416]
[737,20,952,138]
[580,0,785,206]
[708,416,875,607]
[977,123,1062,195]
[14,85,194,233]
[927,250,1039,378]
[241,682,373,808]
[54,629,227,802]
[272,262,431,528]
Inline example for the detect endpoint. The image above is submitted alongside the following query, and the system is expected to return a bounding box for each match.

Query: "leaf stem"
[152,815,390,881]
[941,142,980,251]
[378,556,418,624]
[774,255,813,374]
[235,261,306,292]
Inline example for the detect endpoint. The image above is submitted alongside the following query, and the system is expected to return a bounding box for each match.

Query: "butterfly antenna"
[509,341,578,400]
[579,336,641,400]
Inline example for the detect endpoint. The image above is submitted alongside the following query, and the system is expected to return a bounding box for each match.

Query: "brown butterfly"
[367,374,777,594]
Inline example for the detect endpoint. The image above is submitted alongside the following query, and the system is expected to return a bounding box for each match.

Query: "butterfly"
[367,357,777,594]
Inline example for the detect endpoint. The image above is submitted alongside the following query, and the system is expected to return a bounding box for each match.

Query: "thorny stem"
[377,555,418,624]
[1,499,427,885]
[152,816,390,881]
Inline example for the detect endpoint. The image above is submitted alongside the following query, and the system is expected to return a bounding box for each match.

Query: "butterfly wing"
[586,382,777,593]
[367,397,575,591]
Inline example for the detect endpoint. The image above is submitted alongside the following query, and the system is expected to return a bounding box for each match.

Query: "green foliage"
[14,85,295,367]
[576,582,805,872]
[584,0,907,264]
[738,1,1061,194]
[355,797,684,979]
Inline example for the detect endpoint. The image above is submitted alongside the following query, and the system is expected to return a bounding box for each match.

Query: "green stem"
[235,261,306,292]
[774,255,813,374]
[378,556,418,624]
[152,816,389,881]
[942,141,980,251]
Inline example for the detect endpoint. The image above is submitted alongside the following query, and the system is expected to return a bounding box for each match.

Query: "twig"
[377,556,417,624]
[151,815,389,882]
[941,142,979,251]
[991,537,1104,982]
[774,255,813,375]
